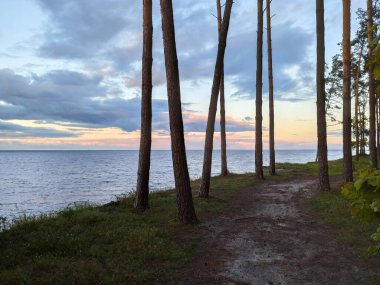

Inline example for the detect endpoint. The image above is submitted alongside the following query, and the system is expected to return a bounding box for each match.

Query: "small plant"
[341,168,380,254]
[0,216,7,231]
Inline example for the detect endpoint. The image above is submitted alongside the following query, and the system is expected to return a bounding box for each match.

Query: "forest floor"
[180,175,380,285]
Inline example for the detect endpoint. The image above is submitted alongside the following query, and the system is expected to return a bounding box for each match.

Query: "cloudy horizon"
[0,0,366,150]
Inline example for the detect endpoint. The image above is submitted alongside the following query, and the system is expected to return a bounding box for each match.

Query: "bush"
[341,168,380,254]
[0,216,7,231]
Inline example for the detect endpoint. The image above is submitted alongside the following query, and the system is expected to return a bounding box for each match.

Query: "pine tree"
[160,0,198,223]
[316,0,330,190]
[135,0,153,210]
[199,0,234,198]
[255,0,264,180]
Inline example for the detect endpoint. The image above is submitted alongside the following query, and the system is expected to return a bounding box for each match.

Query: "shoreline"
[1,157,376,284]
[0,153,349,224]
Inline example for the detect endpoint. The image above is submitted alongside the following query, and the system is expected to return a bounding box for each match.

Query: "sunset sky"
[0,0,366,150]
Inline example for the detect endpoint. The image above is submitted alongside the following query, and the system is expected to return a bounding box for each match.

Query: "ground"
[2,161,380,284]
[180,176,378,285]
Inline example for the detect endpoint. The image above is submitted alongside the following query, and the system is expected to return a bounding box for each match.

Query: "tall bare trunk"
[217,0,228,177]
[316,0,330,190]
[266,0,275,175]
[199,0,233,198]
[368,0,378,169]
[354,44,364,161]
[135,0,153,210]
[377,98,380,159]
[360,105,365,154]
[342,0,353,182]
[160,0,198,224]
[255,0,264,180]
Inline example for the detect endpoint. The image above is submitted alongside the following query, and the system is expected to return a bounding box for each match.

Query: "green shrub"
[341,168,380,253]
[0,216,7,231]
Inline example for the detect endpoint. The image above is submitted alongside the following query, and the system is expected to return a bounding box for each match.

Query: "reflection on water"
[0,149,342,221]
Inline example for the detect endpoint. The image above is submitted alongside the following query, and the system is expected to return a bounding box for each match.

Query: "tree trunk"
[255,0,264,180]
[376,96,380,160]
[217,0,228,177]
[220,73,228,176]
[159,0,198,224]
[360,106,365,155]
[368,0,378,169]
[199,0,233,198]
[359,104,363,155]
[342,0,353,182]
[354,44,364,161]
[316,0,330,190]
[266,0,275,176]
[377,98,380,159]
[135,0,153,210]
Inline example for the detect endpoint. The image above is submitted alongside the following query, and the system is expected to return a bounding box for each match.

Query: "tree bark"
[316,0,330,190]
[255,0,264,180]
[266,0,275,176]
[199,0,233,198]
[377,98,380,159]
[368,0,378,169]
[217,0,228,177]
[160,0,198,224]
[360,104,365,155]
[342,0,353,182]
[135,0,153,210]
[354,44,364,161]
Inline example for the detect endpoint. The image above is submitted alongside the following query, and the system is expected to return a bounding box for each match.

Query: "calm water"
[0,150,342,221]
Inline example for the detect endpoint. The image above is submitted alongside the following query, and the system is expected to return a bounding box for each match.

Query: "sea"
[0,149,342,222]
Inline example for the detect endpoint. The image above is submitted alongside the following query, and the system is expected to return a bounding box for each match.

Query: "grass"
[309,155,380,283]
[308,155,379,256]
[0,173,257,285]
[304,155,379,250]
[276,154,371,178]
[310,191,380,256]
[310,188,380,284]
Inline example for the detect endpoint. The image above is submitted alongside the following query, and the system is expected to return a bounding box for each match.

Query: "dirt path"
[180,177,369,285]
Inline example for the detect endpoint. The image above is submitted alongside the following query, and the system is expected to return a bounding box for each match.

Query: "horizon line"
[0,148,344,152]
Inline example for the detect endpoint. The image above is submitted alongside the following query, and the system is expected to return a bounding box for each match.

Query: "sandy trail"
[180,177,368,285]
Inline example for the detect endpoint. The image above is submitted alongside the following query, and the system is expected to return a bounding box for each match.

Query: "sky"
[0,0,366,150]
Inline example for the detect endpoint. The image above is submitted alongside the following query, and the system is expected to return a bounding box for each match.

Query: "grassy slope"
[310,191,380,257]
[307,155,379,255]
[309,155,380,283]
[0,173,257,285]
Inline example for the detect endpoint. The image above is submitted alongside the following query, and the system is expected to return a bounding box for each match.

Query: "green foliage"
[369,227,380,254]
[0,216,8,231]
[341,168,380,254]
[325,54,343,126]
[367,23,380,95]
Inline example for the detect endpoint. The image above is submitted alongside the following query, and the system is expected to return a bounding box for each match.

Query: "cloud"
[0,69,167,132]
[182,112,255,133]
[0,69,255,136]
[0,120,77,138]
[36,0,139,59]
[327,130,343,137]
[226,21,315,101]
[0,0,321,142]
[32,0,318,104]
